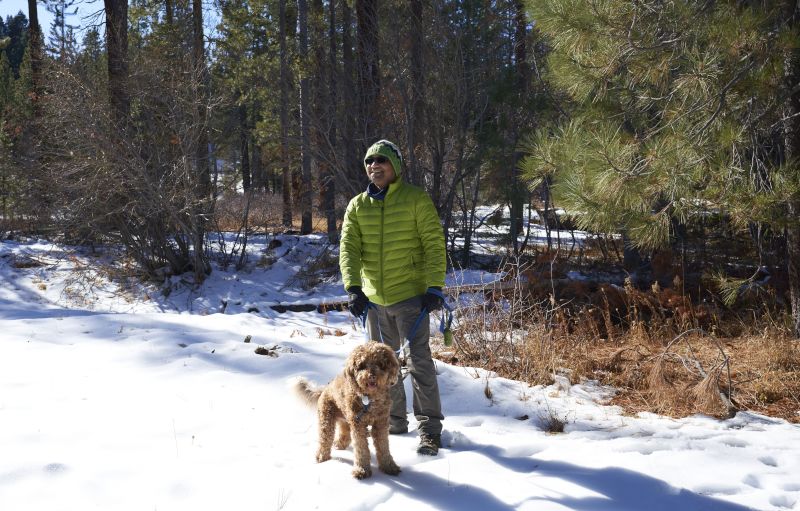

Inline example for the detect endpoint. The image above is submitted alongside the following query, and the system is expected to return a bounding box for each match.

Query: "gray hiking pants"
[366,295,443,436]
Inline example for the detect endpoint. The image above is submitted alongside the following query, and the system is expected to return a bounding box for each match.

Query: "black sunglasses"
[365,155,388,165]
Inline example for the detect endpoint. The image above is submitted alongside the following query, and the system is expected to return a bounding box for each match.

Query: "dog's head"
[345,342,401,396]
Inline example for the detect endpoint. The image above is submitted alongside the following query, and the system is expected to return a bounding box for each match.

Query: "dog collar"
[355,395,371,422]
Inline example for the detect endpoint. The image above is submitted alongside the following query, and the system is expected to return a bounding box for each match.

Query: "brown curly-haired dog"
[294,342,401,479]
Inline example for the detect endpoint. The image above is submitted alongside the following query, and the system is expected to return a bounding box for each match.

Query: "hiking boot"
[416,433,441,456]
[389,423,408,435]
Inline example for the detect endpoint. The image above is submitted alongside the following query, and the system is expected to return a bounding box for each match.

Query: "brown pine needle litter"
[434,277,800,423]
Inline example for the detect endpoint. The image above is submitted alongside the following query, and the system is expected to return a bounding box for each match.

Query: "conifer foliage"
[521,0,800,336]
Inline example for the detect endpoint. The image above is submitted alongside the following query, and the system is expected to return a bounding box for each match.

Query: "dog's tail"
[291,376,323,409]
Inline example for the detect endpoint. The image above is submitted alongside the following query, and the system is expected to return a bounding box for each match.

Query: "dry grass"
[213,192,340,234]
[434,267,800,423]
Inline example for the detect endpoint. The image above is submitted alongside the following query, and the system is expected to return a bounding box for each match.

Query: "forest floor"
[432,256,800,424]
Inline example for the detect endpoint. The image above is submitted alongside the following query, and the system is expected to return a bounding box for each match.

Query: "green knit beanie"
[364,140,403,178]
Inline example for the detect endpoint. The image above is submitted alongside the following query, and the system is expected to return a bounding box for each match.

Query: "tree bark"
[165,0,174,25]
[191,0,211,280]
[406,0,424,187]
[239,103,251,191]
[509,0,528,253]
[27,0,41,98]
[298,0,313,234]
[356,0,380,146]
[324,0,338,241]
[192,0,210,196]
[311,0,335,239]
[104,0,129,123]
[783,0,800,338]
[341,1,360,185]
[252,143,265,191]
[280,0,293,228]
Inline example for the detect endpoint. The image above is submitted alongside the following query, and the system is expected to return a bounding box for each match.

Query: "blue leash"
[358,288,454,360]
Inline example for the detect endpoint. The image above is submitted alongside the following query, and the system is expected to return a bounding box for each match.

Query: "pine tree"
[74,27,105,84]
[4,12,30,76]
[46,0,79,62]
[521,0,800,333]
[0,52,12,111]
[0,18,8,54]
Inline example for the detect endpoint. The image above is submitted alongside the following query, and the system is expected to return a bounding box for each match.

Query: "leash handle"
[425,288,454,343]
[360,290,454,352]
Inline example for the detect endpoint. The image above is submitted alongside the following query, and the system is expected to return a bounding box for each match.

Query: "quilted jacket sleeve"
[415,193,446,289]
[339,196,363,290]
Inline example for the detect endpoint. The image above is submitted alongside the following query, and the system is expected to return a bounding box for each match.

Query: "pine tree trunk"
[325,0,338,241]
[27,0,41,99]
[239,103,251,191]
[192,0,210,197]
[356,0,380,145]
[298,0,313,234]
[311,0,336,240]
[165,0,174,25]
[509,0,528,254]
[252,144,264,191]
[341,1,360,185]
[104,0,129,123]
[783,0,800,338]
[280,0,293,229]
[406,0,424,187]
[191,0,210,280]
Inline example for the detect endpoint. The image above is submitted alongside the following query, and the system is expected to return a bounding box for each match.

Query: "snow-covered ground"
[1,236,799,511]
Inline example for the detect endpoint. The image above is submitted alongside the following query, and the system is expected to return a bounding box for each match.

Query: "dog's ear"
[388,366,399,386]
[345,345,366,383]
[345,354,358,382]
[388,348,400,374]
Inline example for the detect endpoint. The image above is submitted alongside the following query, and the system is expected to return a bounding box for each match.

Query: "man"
[339,139,446,456]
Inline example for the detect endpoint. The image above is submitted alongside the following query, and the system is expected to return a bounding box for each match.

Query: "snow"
[1,236,799,511]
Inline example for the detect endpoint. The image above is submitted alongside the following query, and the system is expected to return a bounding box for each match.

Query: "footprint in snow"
[769,494,796,509]
[44,463,68,475]
[741,474,761,488]
[758,455,778,467]
[720,436,749,448]
[692,483,739,496]
[446,430,477,450]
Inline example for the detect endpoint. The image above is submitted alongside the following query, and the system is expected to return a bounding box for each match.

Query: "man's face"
[365,155,396,189]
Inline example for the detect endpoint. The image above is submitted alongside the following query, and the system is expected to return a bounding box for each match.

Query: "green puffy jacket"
[340,180,446,306]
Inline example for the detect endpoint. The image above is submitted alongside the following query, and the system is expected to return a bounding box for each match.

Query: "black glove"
[347,286,369,318]
[422,287,444,312]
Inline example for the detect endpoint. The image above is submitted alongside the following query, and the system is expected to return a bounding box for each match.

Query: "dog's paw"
[352,466,372,479]
[379,460,401,476]
[334,437,351,450]
[316,450,331,463]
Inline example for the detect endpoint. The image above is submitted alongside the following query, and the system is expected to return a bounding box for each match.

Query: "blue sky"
[2,0,219,41]
[1,0,57,31]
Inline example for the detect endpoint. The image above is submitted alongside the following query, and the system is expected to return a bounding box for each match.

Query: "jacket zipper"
[379,200,385,299]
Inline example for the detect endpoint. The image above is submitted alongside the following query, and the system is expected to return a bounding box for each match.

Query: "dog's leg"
[316,399,336,463]
[371,421,401,475]
[334,418,352,450]
[350,424,372,479]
